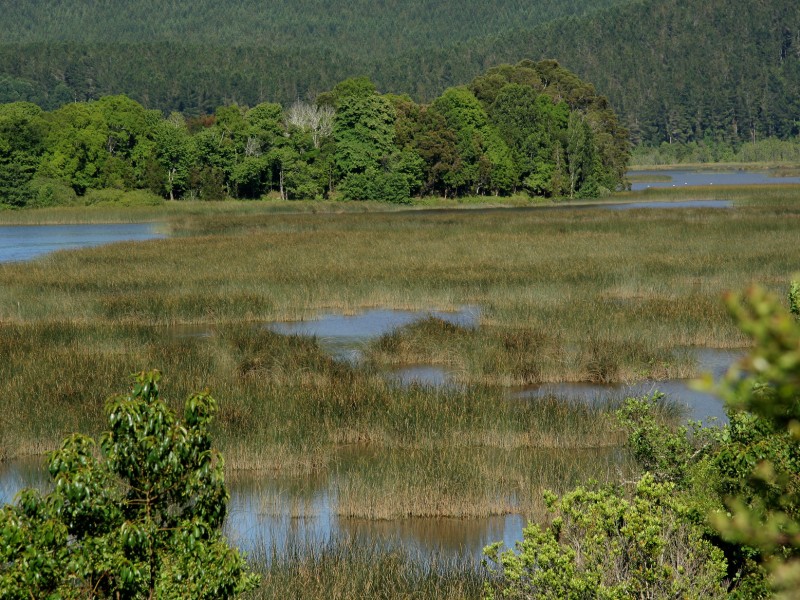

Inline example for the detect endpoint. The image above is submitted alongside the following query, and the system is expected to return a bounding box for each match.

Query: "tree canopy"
[0,62,629,206]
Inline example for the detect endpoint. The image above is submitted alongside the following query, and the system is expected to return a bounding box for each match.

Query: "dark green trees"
[0,61,628,206]
[0,371,258,599]
[0,102,45,206]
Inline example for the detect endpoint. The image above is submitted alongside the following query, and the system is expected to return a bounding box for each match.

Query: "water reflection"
[0,456,52,504]
[514,348,743,424]
[1,447,622,564]
[269,307,480,362]
[0,223,165,262]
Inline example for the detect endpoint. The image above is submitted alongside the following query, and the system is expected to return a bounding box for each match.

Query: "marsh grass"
[245,538,483,600]
[2,184,797,519]
[367,316,696,385]
[626,174,673,183]
[0,322,625,460]
[333,445,632,521]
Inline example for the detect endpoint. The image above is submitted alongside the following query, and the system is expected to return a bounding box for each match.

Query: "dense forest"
[0,0,797,147]
[0,62,629,207]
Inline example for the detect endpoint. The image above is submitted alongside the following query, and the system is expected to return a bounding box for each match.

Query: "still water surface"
[0,449,614,564]
[628,168,800,191]
[513,348,742,425]
[0,223,164,262]
[270,307,480,363]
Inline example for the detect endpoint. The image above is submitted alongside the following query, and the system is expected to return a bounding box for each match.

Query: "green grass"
[2,183,798,519]
[626,173,673,183]
[245,538,484,600]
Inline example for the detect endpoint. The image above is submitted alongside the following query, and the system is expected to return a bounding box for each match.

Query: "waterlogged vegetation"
[1,182,800,597]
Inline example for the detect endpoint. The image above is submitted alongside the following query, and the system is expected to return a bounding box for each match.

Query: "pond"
[627,168,800,191]
[0,223,165,263]
[0,447,623,565]
[269,306,480,363]
[513,348,742,425]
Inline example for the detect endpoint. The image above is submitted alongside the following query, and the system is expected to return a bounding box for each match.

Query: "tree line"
[0,0,797,147]
[0,61,629,207]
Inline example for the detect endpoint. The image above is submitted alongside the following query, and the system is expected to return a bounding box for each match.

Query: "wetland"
[1,183,799,595]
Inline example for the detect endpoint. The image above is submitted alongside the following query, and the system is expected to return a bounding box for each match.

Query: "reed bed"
[0,322,627,462]
[245,538,483,600]
[2,184,797,520]
[333,446,632,521]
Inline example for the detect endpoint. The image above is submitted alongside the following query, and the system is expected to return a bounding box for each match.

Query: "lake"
[0,223,165,263]
[628,168,800,191]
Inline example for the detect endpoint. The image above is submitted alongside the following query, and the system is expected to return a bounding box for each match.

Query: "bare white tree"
[285,101,335,149]
[244,136,262,157]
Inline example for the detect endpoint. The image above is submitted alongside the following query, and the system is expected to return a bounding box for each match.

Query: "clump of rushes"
[245,538,483,600]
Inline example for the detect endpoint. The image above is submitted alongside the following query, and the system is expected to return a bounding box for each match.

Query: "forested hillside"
[0,0,621,111]
[483,0,800,145]
[1,0,798,146]
[0,0,621,49]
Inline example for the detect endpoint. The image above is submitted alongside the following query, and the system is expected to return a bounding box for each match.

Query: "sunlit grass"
[245,538,483,600]
[2,183,798,519]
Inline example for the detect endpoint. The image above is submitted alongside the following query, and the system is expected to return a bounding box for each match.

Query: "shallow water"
[269,307,480,362]
[2,448,615,564]
[628,168,800,191]
[0,223,165,262]
[607,199,732,210]
[513,348,743,425]
[224,471,527,562]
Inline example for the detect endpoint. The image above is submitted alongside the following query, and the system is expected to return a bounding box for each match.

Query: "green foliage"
[488,283,800,598]
[333,82,396,177]
[0,62,626,205]
[616,393,713,486]
[339,168,412,203]
[0,102,46,206]
[483,474,728,599]
[789,280,800,318]
[0,0,796,147]
[610,285,800,597]
[710,286,800,594]
[0,370,258,599]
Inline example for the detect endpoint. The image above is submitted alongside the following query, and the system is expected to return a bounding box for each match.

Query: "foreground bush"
[485,284,800,598]
[483,474,728,599]
[0,370,258,599]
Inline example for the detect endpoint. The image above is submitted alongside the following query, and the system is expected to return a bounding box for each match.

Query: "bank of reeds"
[367,316,697,385]
[245,538,483,600]
[2,184,795,519]
[0,322,627,462]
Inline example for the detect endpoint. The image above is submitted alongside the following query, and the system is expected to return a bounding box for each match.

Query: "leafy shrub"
[0,370,258,599]
[27,175,78,207]
[339,168,411,203]
[483,474,728,599]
